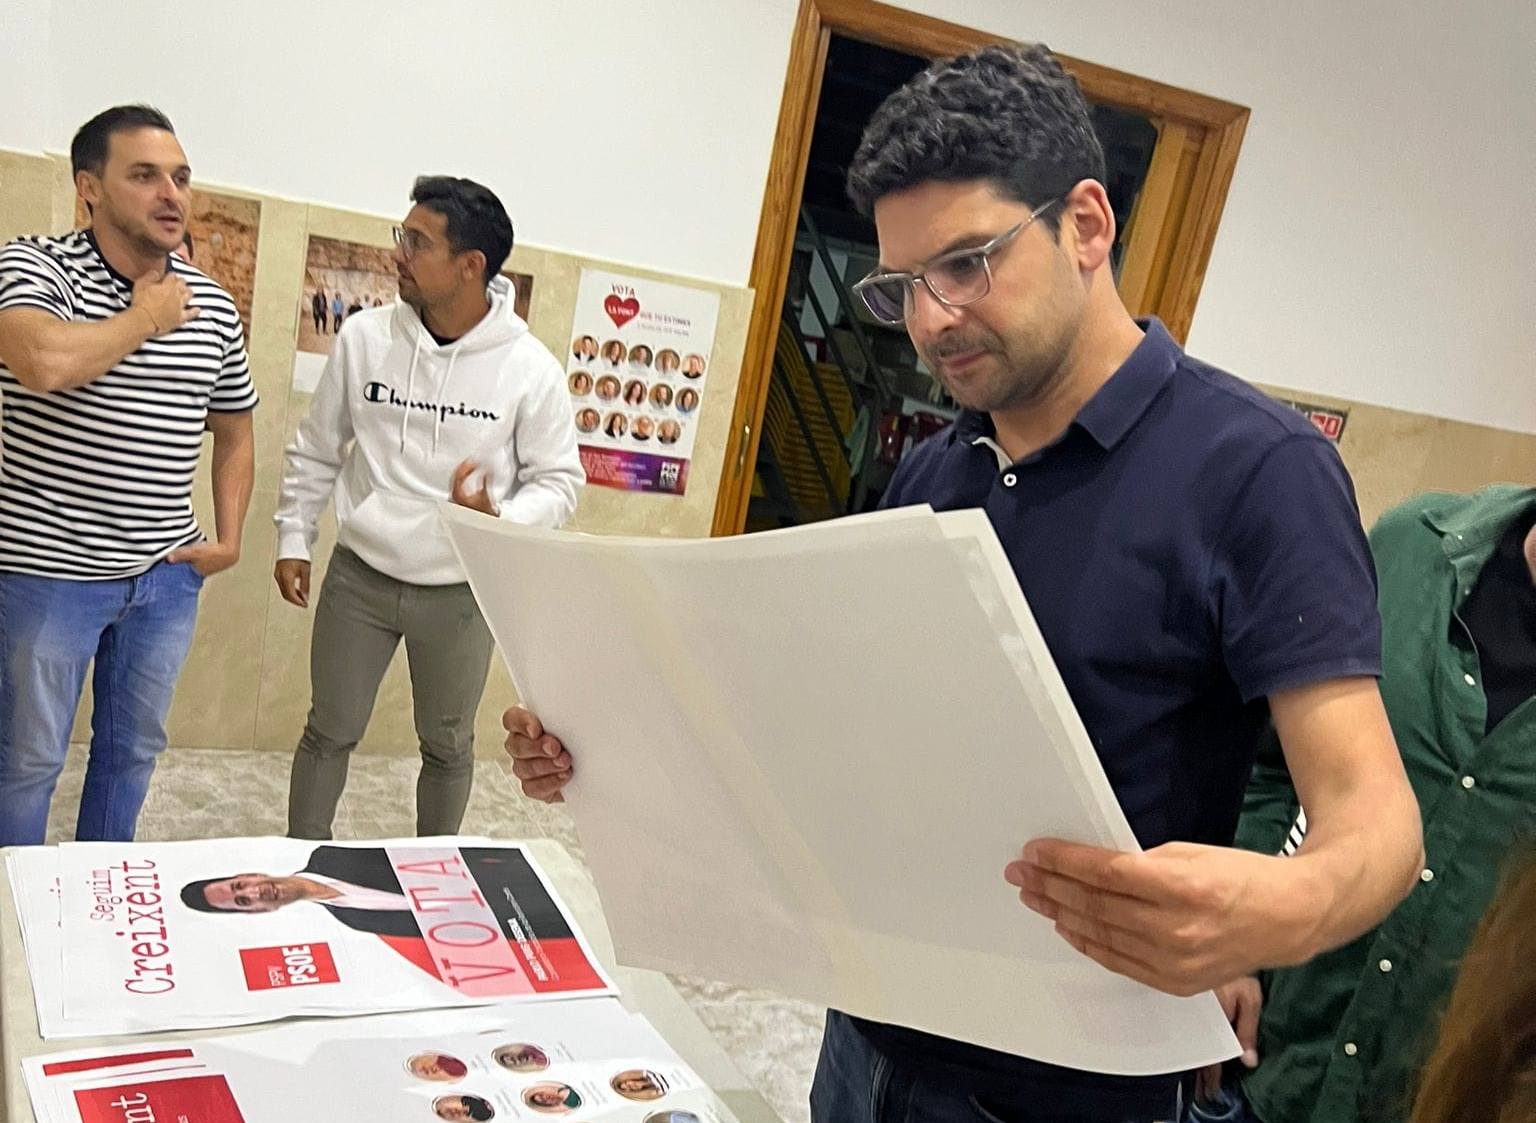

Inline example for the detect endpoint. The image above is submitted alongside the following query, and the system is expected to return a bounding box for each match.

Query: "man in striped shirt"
[0,105,257,846]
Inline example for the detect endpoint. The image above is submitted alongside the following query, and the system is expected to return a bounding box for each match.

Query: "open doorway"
[716,0,1249,535]
[747,34,1160,529]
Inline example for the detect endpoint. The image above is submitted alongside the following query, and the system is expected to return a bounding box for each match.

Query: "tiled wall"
[0,148,752,758]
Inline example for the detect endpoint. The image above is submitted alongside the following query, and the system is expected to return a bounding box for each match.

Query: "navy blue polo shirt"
[852,319,1382,1110]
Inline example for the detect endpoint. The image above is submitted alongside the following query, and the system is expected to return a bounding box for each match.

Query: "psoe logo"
[239,942,340,991]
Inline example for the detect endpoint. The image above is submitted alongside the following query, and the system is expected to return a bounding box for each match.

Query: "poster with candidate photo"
[22,1001,735,1123]
[12,838,613,1038]
[566,268,720,496]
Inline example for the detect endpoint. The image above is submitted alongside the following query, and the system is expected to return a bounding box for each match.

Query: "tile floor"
[42,744,823,1123]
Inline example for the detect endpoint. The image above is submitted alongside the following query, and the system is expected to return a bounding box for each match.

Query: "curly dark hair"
[845,43,1105,233]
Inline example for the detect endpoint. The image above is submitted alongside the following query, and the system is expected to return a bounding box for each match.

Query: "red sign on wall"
[1274,397,1349,442]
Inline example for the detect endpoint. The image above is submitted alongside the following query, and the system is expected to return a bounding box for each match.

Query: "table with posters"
[0,839,781,1123]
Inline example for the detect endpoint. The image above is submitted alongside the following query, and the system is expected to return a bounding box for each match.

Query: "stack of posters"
[21,1000,730,1122]
[5,839,613,1038]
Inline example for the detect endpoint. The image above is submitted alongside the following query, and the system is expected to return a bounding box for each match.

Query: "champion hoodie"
[275,276,584,585]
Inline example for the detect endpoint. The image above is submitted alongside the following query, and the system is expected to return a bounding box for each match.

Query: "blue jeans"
[0,562,202,845]
[1185,1086,1261,1123]
[811,1011,1188,1123]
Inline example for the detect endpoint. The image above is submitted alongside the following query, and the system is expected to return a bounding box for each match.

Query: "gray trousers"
[287,546,495,839]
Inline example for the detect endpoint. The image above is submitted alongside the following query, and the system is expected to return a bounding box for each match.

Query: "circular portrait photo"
[575,407,600,434]
[433,1093,495,1122]
[600,339,627,368]
[492,1043,550,1073]
[603,411,628,439]
[568,370,594,397]
[677,387,700,415]
[522,1083,582,1115]
[571,334,598,363]
[655,349,681,376]
[628,343,654,369]
[406,1053,468,1083]
[682,353,706,379]
[623,379,648,407]
[595,374,621,402]
[611,1070,668,1102]
[657,419,681,445]
[632,416,655,442]
[649,383,674,409]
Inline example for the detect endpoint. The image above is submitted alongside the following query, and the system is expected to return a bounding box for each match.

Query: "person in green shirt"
[1206,484,1536,1123]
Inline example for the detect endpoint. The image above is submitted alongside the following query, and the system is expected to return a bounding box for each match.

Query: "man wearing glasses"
[275,176,582,840]
[505,43,1423,1123]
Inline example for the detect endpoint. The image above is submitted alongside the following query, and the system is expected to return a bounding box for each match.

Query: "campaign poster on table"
[565,268,721,496]
[23,1002,732,1123]
[30,839,613,1037]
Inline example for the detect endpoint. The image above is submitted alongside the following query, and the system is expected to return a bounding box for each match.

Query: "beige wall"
[3,146,1532,761]
[10,2,1532,433]
[1256,387,1536,530]
[0,148,751,758]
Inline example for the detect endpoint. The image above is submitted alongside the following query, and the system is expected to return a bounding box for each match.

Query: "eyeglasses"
[391,225,433,259]
[851,197,1061,325]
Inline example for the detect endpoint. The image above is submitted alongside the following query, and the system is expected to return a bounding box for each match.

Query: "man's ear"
[465,250,488,287]
[76,170,101,218]
[1059,179,1117,274]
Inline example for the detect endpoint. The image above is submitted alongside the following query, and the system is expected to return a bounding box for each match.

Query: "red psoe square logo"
[239,942,339,991]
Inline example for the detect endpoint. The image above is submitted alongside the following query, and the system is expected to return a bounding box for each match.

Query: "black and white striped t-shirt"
[0,230,258,580]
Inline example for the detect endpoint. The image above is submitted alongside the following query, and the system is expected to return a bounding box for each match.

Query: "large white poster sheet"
[442,504,1240,1076]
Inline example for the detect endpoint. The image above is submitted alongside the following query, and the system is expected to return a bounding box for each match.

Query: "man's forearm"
[1284,782,1423,962]
[210,416,256,551]
[0,307,156,393]
[1265,677,1425,965]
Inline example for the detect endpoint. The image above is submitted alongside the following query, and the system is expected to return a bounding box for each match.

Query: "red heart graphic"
[604,295,640,329]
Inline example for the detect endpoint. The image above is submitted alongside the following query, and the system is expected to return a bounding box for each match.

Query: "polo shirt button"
[1420,868,1435,883]
[1461,775,1476,790]
[1463,673,1476,686]
[1002,472,1017,487]
[1378,958,1393,973]
[1344,1043,1358,1056]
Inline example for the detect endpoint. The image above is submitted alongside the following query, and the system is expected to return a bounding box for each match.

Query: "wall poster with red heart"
[565,267,721,495]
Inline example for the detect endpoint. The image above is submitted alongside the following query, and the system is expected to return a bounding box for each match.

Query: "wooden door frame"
[711,0,1249,537]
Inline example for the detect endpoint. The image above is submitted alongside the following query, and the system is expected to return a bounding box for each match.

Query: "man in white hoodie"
[274,176,583,839]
